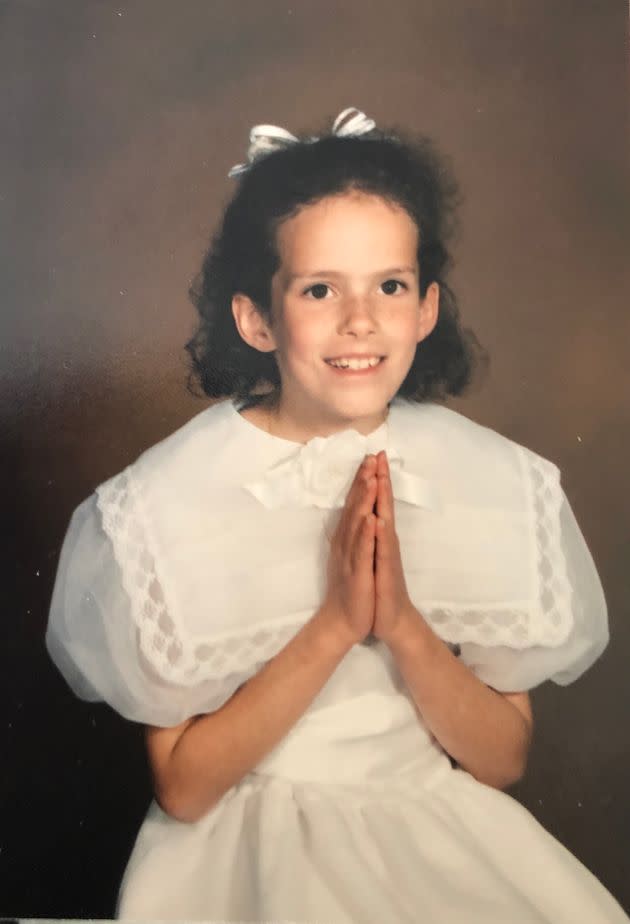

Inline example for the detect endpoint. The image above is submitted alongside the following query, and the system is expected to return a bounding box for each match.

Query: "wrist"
[383,604,433,656]
[312,604,358,657]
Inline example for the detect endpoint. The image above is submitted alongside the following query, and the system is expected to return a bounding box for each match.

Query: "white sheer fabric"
[46,397,624,922]
[46,397,609,728]
[459,492,608,689]
[46,493,253,727]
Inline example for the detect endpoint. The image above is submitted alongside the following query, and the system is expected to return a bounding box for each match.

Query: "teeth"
[327,357,382,370]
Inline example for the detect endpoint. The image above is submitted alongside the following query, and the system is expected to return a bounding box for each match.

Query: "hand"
[321,455,378,645]
[372,451,416,644]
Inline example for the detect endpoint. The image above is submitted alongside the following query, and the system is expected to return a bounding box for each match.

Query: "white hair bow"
[228,107,377,178]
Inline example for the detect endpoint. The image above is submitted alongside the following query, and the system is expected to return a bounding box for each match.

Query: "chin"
[327,399,389,426]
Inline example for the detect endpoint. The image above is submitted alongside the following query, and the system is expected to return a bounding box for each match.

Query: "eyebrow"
[286,266,417,283]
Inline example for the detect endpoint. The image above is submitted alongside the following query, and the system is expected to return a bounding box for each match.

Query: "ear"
[231,294,277,354]
[416,282,440,343]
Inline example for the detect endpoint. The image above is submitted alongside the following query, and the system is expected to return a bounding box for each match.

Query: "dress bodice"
[252,643,452,791]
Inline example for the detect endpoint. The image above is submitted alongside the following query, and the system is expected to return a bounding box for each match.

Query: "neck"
[260,394,390,443]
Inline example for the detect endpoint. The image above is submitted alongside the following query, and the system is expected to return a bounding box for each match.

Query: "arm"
[372,450,532,790]
[146,605,354,823]
[386,609,533,790]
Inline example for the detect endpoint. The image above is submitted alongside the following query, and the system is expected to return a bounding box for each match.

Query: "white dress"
[46,397,627,923]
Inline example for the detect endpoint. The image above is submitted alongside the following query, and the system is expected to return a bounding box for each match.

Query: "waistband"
[250,691,452,790]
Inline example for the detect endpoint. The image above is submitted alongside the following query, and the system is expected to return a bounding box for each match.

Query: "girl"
[47,108,627,922]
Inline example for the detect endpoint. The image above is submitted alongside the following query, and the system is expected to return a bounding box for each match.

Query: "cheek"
[283,314,324,359]
[391,309,423,341]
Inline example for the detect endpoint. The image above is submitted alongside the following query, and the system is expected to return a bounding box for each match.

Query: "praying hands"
[322,450,421,648]
[371,451,419,645]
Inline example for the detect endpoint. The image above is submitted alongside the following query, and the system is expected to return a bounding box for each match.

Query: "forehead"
[274,192,419,272]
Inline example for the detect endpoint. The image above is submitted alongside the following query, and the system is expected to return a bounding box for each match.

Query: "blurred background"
[2,0,629,916]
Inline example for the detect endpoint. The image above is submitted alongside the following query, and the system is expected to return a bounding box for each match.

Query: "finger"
[347,473,377,555]
[347,455,374,502]
[335,456,369,532]
[376,452,387,517]
[350,510,376,570]
[376,451,395,529]
[375,451,383,517]
[335,457,376,548]
[375,513,396,564]
[346,455,377,519]
[374,453,398,566]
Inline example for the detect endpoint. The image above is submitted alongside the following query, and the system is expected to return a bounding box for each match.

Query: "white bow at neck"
[242,423,442,512]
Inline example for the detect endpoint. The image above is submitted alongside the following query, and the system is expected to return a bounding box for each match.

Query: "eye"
[380,279,407,295]
[304,283,332,300]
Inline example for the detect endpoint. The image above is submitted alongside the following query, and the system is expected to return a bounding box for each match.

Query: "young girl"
[46,108,627,923]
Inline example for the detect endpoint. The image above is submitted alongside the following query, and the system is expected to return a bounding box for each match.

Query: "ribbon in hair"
[228,107,377,178]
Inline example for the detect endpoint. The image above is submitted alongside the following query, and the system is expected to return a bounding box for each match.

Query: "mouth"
[324,356,386,375]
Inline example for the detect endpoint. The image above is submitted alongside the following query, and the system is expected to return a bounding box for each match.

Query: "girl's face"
[236,191,439,441]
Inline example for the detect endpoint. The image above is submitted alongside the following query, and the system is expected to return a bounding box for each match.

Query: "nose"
[338,293,377,336]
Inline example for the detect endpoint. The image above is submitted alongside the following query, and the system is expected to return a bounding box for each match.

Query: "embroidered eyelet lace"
[96,445,573,693]
[528,451,573,640]
[97,468,313,689]
[423,450,572,649]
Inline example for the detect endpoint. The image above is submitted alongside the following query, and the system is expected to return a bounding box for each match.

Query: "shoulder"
[95,400,252,528]
[136,398,235,473]
[390,398,558,471]
[95,399,243,500]
[389,399,560,507]
[391,398,514,450]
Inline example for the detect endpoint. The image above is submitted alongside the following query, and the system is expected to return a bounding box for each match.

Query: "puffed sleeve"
[457,490,609,692]
[46,494,246,727]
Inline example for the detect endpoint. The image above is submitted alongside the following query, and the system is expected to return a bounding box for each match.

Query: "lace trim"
[97,469,188,682]
[422,603,532,647]
[418,449,573,649]
[519,447,573,645]
[190,619,311,678]
[96,445,574,691]
[97,468,320,689]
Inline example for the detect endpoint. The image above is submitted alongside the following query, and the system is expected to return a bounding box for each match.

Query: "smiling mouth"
[324,356,386,369]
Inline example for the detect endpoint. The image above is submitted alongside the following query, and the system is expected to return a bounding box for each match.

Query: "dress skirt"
[116,690,628,923]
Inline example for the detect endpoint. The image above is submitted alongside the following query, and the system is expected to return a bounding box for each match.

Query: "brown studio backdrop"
[2,0,629,917]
